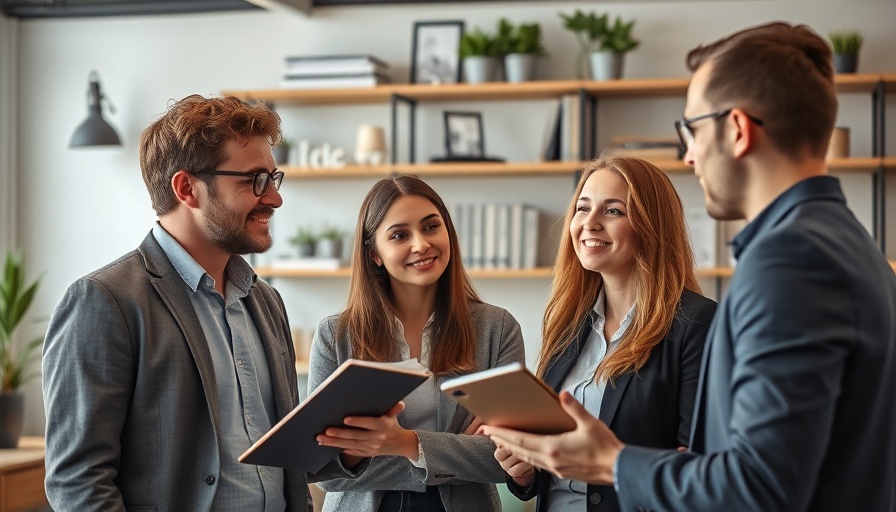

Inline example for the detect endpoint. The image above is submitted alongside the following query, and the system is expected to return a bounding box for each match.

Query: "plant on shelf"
[316,225,346,260]
[288,225,318,258]
[459,28,500,83]
[498,18,547,83]
[272,137,293,166]
[559,9,608,79]
[599,16,640,54]
[828,30,864,74]
[0,251,44,447]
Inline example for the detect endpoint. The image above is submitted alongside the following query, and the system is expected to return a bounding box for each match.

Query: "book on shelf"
[452,203,539,271]
[239,358,430,472]
[281,73,390,90]
[609,137,683,161]
[283,54,388,69]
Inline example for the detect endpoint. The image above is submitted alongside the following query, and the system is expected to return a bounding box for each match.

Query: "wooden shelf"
[277,157,888,179]
[223,73,889,106]
[257,265,734,279]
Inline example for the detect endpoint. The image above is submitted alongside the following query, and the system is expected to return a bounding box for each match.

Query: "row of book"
[281,54,390,89]
[449,203,540,270]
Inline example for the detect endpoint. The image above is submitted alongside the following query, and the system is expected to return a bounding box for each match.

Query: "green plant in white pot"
[499,18,547,83]
[316,225,346,260]
[559,9,607,79]
[460,28,500,83]
[828,30,863,74]
[591,16,640,80]
[0,252,44,448]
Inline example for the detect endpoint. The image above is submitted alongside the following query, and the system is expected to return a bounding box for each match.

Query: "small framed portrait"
[444,111,485,159]
[411,20,465,84]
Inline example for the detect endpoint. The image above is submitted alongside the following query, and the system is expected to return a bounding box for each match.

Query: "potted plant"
[288,225,318,257]
[315,225,346,260]
[559,9,607,79]
[591,15,640,81]
[499,18,547,83]
[272,137,293,165]
[459,28,500,83]
[828,30,863,74]
[0,252,44,448]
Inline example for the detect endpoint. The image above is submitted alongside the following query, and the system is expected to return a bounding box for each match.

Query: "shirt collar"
[151,222,257,294]
[730,176,845,260]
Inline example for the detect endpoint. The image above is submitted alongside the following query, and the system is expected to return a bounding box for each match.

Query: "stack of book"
[281,54,390,89]
[449,203,541,270]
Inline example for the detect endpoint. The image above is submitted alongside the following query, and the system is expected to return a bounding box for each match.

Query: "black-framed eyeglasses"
[193,170,284,197]
[674,109,765,150]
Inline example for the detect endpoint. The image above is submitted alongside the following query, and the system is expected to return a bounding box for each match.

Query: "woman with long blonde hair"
[496,155,717,512]
[308,175,525,512]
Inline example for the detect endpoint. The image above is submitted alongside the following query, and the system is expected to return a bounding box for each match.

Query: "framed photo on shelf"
[444,111,485,159]
[411,20,464,84]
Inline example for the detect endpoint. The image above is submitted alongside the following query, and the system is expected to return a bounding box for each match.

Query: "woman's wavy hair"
[536,155,701,382]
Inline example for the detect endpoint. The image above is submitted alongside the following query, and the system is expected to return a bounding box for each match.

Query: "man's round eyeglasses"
[674,109,765,151]
[194,170,284,197]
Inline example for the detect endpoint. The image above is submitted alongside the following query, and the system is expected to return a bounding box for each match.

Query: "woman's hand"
[316,402,419,461]
[482,391,624,485]
[495,445,536,487]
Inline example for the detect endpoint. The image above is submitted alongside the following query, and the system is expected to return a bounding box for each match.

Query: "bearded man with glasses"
[43,95,320,511]
[483,22,896,511]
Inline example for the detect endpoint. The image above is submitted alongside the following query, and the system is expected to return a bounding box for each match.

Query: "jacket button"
[589,492,602,505]
[206,475,216,486]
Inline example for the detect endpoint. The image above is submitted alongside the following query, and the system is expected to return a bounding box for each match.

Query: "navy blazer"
[508,288,716,511]
[618,177,896,511]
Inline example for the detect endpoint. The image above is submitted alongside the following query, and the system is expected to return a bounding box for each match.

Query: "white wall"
[6,0,896,435]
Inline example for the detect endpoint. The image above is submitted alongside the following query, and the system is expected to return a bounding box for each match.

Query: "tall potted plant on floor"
[0,252,44,448]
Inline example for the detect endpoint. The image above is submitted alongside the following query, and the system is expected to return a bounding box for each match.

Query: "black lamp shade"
[70,75,122,147]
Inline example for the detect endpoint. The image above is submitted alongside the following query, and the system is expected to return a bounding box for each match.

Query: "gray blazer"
[307,301,526,512]
[42,232,311,511]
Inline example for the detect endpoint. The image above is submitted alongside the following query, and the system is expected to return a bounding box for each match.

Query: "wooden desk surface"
[0,436,47,512]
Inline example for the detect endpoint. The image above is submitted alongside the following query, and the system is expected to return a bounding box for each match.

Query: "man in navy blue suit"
[484,22,896,511]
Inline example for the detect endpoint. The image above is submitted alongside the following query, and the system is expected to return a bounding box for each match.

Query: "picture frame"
[411,20,465,84]
[444,111,485,159]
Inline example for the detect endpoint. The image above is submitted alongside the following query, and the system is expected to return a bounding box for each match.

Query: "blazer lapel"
[598,372,634,425]
[244,289,297,417]
[139,233,222,432]
[544,312,595,392]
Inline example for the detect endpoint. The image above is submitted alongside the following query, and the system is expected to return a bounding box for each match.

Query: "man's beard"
[204,187,274,255]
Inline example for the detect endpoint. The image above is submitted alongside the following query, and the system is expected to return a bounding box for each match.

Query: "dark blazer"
[617,177,896,511]
[42,232,311,511]
[507,288,716,511]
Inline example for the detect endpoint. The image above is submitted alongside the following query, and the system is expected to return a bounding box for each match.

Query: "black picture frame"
[444,111,485,159]
[411,20,464,84]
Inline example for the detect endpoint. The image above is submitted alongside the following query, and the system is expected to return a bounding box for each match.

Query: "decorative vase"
[0,392,25,448]
[463,56,498,84]
[833,53,858,74]
[590,51,624,81]
[504,54,538,83]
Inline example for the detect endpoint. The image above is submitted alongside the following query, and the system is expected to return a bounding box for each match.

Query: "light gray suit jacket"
[307,301,525,512]
[42,232,311,511]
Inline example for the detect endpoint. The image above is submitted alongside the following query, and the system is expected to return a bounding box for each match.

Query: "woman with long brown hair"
[495,155,717,512]
[308,174,525,512]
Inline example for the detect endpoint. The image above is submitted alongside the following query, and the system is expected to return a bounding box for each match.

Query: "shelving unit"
[224,73,891,280]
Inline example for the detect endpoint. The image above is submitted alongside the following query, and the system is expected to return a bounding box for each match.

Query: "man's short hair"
[139,95,282,216]
[687,22,837,160]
